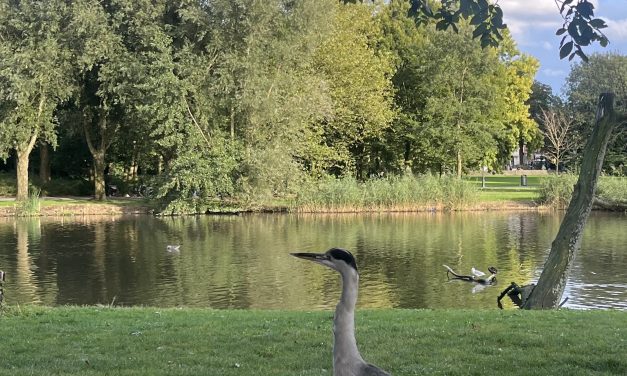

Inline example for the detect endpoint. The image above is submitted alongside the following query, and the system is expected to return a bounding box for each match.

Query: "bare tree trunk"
[84,113,115,201]
[39,142,51,183]
[456,150,462,178]
[523,93,625,309]
[230,105,235,140]
[15,134,38,201]
[93,152,106,201]
[518,137,525,167]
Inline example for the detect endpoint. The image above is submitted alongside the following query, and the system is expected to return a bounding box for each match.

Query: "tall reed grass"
[538,174,577,208]
[539,174,627,208]
[291,174,478,212]
[15,186,42,217]
[597,176,627,203]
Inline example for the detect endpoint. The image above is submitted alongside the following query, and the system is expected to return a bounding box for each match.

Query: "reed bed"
[291,174,479,212]
[539,174,627,208]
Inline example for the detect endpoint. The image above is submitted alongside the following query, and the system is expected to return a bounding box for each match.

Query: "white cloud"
[499,0,602,40]
[542,68,567,77]
[604,17,627,41]
[542,41,553,50]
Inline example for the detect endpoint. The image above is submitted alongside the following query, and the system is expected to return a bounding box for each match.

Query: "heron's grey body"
[291,249,391,376]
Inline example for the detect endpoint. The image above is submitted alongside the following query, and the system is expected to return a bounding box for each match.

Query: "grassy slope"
[0,307,624,375]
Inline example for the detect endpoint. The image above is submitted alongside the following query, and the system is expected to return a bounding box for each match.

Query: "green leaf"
[470,13,485,26]
[435,20,448,31]
[556,28,567,36]
[576,1,595,19]
[472,23,488,39]
[560,41,574,59]
[589,18,607,29]
[560,0,574,13]
[575,49,588,63]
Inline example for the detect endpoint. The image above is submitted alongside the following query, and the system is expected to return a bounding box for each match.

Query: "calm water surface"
[0,212,625,310]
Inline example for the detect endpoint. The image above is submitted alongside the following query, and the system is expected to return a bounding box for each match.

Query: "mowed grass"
[477,189,541,202]
[0,306,624,375]
[465,175,546,188]
[467,175,542,203]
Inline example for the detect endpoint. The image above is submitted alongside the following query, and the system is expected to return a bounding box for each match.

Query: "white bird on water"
[291,248,391,376]
[166,245,180,252]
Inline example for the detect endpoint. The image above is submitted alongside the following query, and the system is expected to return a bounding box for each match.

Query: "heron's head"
[291,248,358,274]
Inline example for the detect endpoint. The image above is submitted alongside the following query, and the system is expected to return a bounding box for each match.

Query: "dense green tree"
[417,24,510,176]
[0,0,73,200]
[528,81,559,124]
[565,53,627,174]
[377,0,430,174]
[497,37,541,168]
[314,1,395,179]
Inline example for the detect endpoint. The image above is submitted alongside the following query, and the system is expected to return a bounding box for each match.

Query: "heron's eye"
[328,248,357,271]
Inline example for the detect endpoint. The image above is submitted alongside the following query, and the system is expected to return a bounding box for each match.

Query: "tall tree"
[419,23,509,176]
[0,0,73,200]
[497,37,541,168]
[314,1,395,179]
[566,53,627,174]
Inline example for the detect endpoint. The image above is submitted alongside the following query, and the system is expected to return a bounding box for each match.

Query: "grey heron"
[291,248,391,376]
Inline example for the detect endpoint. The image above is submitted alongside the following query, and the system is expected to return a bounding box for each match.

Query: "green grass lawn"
[477,189,541,202]
[0,306,624,375]
[465,175,546,188]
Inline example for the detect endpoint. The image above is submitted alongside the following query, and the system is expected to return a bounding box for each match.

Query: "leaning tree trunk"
[15,133,38,201]
[523,93,625,309]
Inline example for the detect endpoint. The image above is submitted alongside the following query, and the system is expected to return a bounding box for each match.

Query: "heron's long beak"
[290,252,329,263]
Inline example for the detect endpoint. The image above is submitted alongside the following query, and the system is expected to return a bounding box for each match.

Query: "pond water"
[0,211,625,310]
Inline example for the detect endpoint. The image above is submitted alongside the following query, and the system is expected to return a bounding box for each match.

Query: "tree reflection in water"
[0,212,625,310]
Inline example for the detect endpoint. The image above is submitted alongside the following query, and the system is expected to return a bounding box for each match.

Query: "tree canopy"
[0,0,620,208]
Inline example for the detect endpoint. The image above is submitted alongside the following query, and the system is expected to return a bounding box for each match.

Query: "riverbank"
[0,197,155,217]
[0,306,624,375]
[0,190,545,217]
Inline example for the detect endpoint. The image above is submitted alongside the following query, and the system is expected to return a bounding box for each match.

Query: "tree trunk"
[39,142,51,183]
[93,152,106,201]
[518,137,525,167]
[84,113,114,202]
[456,150,462,178]
[523,93,624,309]
[16,150,30,201]
[15,134,38,201]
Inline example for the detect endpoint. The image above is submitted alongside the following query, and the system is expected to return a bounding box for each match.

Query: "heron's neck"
[333,270,363,367]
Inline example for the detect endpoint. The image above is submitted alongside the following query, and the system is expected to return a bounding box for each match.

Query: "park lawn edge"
[0,306,624,375]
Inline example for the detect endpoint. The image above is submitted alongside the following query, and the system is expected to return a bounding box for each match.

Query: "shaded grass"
[0,172,92,197]
[0,306,624,376]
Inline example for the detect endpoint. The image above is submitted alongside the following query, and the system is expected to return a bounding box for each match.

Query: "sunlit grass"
[465,175,546,188]
[0,306,624,376]
[478,189,541,202]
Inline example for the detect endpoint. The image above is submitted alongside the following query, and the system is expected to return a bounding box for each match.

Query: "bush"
[539,174,626,208]
[539,174,577,208]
